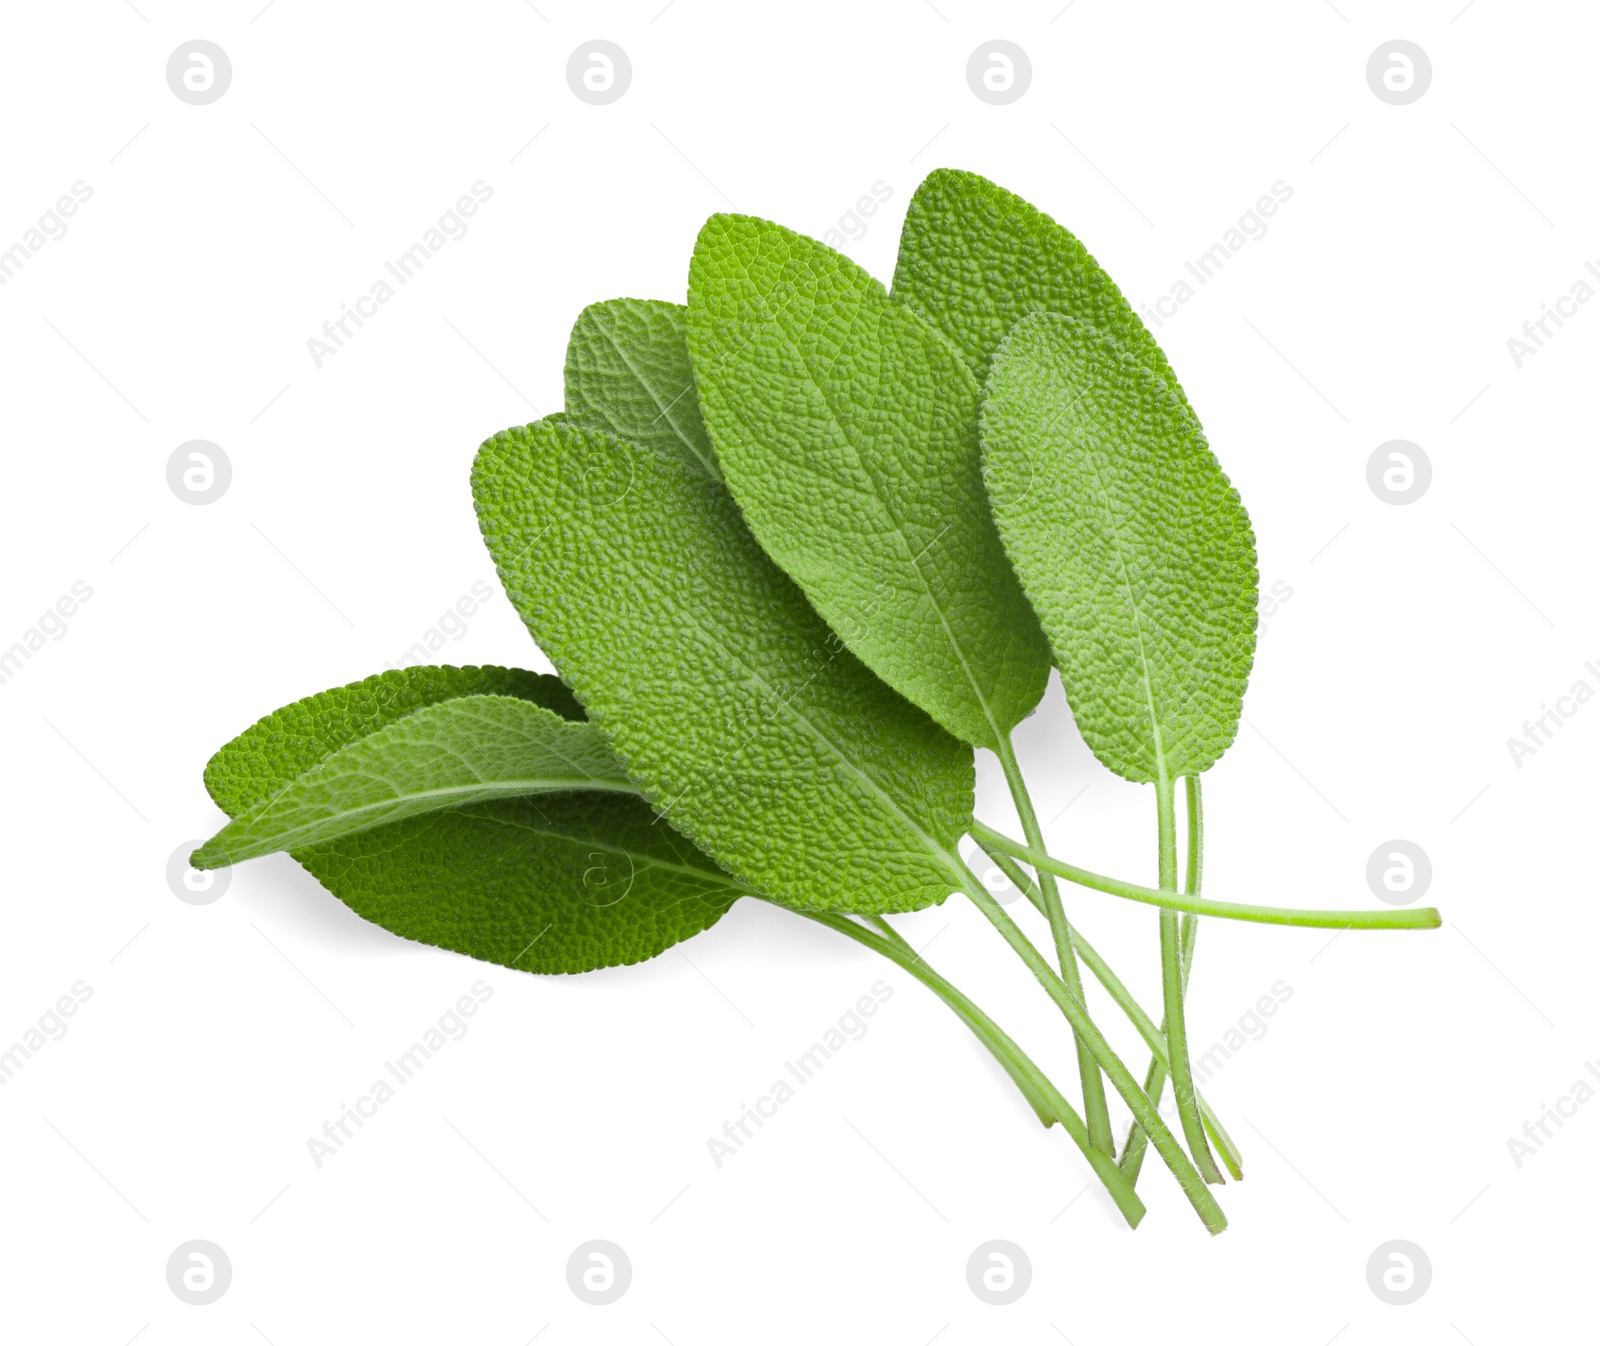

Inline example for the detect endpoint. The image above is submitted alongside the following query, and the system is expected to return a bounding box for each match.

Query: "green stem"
[1156,776,1222,1183]
[973,833,1242,1180]
[1123,931,1246,1182]
[1123,778,1243,1183]
[969,819,1442,930]
[993,734,1113,1157]
[959,868,1228,1235]
[790,905,1147,1229]
[1126,777,1248,1177]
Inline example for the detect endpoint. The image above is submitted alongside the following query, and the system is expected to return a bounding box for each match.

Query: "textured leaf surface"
[472,417,973,913]
[203,665,583,814]
[566,298,721,482]
[686,213,1050,749]
[293,794,742,974]
[193,694,635,867]
[893,168,1185,400]
[200,665,738,972]
[981,314,1257,783]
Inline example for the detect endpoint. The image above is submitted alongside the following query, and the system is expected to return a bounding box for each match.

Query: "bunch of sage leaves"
[195,170,1439,1233]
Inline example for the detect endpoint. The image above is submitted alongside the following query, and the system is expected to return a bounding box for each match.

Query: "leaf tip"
[189,840,228,871]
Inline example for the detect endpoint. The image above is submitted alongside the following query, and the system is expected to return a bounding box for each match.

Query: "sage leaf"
[566,297,721,482]
[293,793,743,974]
[892,168,1186,401]
[686,213,1050,749]
[199,665,740,973]
[201,664,583,817]
[981,313,1257,782]
[192,693,636,867]
[472,417,973,913]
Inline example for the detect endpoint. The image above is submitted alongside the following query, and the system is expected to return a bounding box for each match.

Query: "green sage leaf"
[686,213,1050,749]
[202,664,582,816]
[566,297,721,482]
[472,417,973,913]
[292,793,742,975]
[981,314,1257,783]
[892,168,1186,400]
[193,693,635,867]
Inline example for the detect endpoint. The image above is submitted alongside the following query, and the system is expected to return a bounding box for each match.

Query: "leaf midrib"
[213,696,632,856]
[206,776,642,863]
[241,775,638,838]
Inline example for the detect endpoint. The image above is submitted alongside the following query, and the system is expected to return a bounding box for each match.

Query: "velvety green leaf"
[686,213,1050,750]
[293,793,743,975]
[565,298,721,482]
[472,417,973,913]
[200,665,739,972]
[981,314,1257,783]
[892,168,1186,400]
[202,665,584,815]
[192,694,635,867]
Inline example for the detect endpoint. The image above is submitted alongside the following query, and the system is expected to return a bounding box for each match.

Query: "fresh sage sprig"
[191,168,1441,1236]
[685,211,1112,1159]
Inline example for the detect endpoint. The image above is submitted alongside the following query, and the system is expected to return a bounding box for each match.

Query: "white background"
[1,2,1593,1341]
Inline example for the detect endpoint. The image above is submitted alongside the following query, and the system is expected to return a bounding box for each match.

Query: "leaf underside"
[687,213,1050,750]
[981,314,1258,783]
